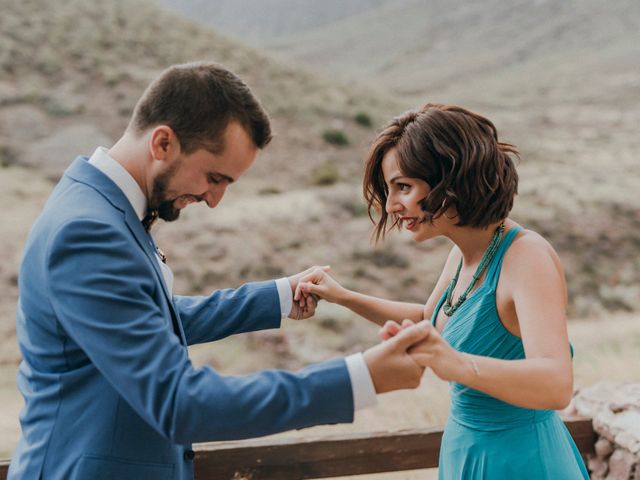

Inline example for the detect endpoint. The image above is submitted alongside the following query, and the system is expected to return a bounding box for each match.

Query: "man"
[9,62,430,480]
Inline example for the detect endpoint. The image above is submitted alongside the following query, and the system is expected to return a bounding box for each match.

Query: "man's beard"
[148,162,181,222]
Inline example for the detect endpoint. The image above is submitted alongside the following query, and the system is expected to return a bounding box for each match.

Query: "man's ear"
[149,125,178,162]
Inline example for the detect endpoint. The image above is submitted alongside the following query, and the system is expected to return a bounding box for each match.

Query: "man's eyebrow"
[210,172,235,183]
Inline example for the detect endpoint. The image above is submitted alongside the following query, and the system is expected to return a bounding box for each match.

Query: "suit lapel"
[65,157,188,346]
[124,209,188,345]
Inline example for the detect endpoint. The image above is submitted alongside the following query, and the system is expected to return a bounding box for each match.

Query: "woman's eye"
[398,183,410,191]
[208,175,221,185]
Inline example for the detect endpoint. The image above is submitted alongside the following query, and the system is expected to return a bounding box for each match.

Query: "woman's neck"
[446,219,510,266]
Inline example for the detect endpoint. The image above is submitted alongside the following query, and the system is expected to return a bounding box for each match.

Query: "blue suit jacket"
[9,158,354,480]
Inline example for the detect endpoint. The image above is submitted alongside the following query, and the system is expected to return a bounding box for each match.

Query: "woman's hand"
[380,319,475,385]
[287,265,330,319]
[294,267,348,305]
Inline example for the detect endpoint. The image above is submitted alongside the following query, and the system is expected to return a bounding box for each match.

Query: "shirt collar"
[88,147,148,221]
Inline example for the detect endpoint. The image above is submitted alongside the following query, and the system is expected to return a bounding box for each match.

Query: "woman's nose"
[385,194,401,214]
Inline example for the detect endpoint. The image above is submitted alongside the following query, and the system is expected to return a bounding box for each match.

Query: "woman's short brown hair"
[130,62,272,154]
[363,103,519,241]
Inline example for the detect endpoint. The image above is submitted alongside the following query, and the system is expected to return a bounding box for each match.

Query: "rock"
[611,411,640,454]
[596,438,615,458]
[589,455,609,477]
[575,383,640,419]
[607,448,637,480]
[576,383,640,454]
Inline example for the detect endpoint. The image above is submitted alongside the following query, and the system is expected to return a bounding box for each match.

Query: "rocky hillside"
[0,0,638,368]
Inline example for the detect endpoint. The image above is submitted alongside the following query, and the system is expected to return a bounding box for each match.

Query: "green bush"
[258,187,281,195]
[352,249,409,268]
[322,129,349,146]
[354,111,373,127]
[0,145,17,167]
[311,161,340,186]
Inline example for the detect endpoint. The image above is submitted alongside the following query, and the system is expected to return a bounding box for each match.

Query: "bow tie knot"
[142,210,158,232]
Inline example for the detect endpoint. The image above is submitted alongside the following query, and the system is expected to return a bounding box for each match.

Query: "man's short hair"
[130,62,272,153]
[363,103,519,241]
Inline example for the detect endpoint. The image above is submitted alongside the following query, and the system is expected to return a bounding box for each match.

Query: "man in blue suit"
[10,62,431,479]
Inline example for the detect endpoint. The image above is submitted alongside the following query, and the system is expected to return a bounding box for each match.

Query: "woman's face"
[381,148,447,242]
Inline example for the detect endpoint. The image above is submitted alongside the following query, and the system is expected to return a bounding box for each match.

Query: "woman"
[296,104,589,479]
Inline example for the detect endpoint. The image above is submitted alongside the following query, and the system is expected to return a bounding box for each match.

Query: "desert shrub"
[258,187,281,195]
[0,145,18,167]
[354,111,373,127]
[322,128,349,146]
[312,161,340,186]
[352,249,409,268]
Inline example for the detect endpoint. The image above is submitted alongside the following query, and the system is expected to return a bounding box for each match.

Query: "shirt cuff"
[345,353,377,410]
[275,277,292,319]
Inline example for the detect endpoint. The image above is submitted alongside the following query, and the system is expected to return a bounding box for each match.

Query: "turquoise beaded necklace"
[442,222,505,317]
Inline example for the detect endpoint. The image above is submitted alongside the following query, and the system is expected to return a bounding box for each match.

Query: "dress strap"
[484,225,522,289]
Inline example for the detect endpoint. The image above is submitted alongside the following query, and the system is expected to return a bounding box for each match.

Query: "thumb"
[391,320,431,350]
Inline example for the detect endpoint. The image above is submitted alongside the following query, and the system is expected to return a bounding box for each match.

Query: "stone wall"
[572,383,640,480]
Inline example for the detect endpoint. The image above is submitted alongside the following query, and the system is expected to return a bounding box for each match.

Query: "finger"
[296,282,314,302]
[294,284,303,302]
[408,351,431,367]
[297,269,325,288]
[305,301,316,318]
[401,319,415,329]
[300,282,323,298]
[302,265,331,276]
[378,321,395,341]
[378,323,395,341]
[391,321,432,350]
[379,320,401,339]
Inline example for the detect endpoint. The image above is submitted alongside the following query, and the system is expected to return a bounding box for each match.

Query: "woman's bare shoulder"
[504,225,564,278]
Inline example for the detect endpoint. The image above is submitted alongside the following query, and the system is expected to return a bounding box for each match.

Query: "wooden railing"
[0,416,594,479]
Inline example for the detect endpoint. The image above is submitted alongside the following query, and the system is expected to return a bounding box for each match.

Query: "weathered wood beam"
[0,416,595,480]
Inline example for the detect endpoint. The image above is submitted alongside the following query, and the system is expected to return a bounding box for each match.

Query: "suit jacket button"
[184,449,195,461]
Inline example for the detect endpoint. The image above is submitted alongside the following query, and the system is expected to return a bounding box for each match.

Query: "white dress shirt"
[87,147,376,410]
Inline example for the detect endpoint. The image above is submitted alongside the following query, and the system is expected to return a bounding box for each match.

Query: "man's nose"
[203,185,226,208]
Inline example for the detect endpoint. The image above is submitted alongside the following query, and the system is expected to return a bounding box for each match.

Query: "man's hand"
[363,321,432,393]
[378,319,415,340]
[287,266,330,320]
[378,319,473,384]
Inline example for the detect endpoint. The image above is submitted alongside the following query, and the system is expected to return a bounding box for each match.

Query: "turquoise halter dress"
[431,226,589,479]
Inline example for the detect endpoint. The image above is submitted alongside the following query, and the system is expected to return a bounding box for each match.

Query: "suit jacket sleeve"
[46,218,354,444]
[173,281,281,346]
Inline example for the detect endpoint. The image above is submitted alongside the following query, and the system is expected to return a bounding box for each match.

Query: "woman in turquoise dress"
[295,104,589,479]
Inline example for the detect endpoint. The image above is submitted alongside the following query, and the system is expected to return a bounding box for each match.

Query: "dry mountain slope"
[266,0,640,102]
[153,0,640,317]
[0,0,638,371]
[153,0,389,44]
[0,0,403,362]
[0,0,398,180]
